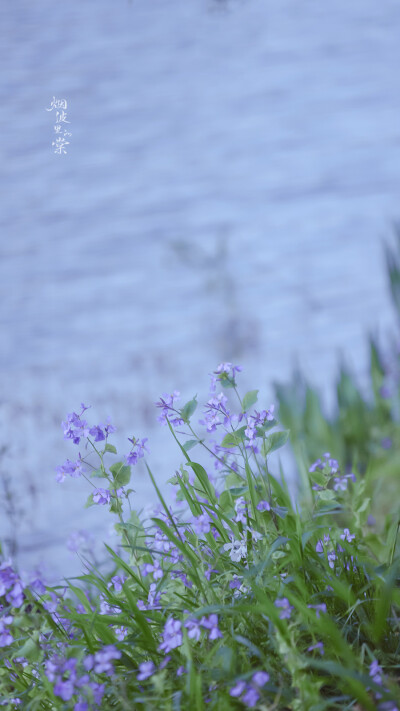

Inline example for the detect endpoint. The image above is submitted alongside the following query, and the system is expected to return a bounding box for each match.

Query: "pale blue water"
[1,0,399,575]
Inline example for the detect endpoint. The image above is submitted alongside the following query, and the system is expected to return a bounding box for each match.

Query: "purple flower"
[229,680,247,697]
[381,437,393,450]
[92,488,111,505]
[369,660,383,686]
[176,665,186,677]
[309,458,324,473]
[62,411,90,445]
[192,513,212,535]
[184,617,202,642]
[54,678,75,701]
[340,528,355,543]
[158,617,183,653]
[253,407,274,424]
[0,615,13,647]
[275,597,293,620]
[204,564,218,581]
[114,626,128,641]
[87,682,105,705]
[55,458,85,483]
[307,603,327,618]
[126,437,149,466]
[137,660,156,681]
[109,574,127,592]
[156,392,183,426]
[242,687,260,707]
[234,497,248,524]
[327,551,337,569]
[245,418,257,449]
[257,500,271,512]
[74,702,89,711]
[200,614,223,641]
[89,425,105,442]
[252,671,270,687]
[93,645,121,674]
[307,641,324,655]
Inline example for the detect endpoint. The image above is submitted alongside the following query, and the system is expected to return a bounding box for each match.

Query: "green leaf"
[181,397,198,422]
[225,471,245,487]
[220,426,247,448]
[218,490,234,513]
[16,633,41,662]
[104,443,117,454]
[272,505,288,519]
[242,390,259,413]
[318,489,336,501]
[229,486,248,496]
[85,493,95,508]
[263,430,289,454]
[188,461,216,502]
[90,468,107,478]
[109,461,131,487]
[183,439,199,452]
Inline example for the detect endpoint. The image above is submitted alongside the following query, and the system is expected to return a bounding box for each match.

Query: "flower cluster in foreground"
[1,363,400,710]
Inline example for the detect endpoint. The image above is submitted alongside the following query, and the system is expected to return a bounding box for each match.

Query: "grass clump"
[1,360,400,711]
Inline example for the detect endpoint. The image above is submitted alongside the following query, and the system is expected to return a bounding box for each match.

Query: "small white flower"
[249,528,263,541]
[223,535,247,562]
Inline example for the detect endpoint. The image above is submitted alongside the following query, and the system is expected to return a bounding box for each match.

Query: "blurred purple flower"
[137,660,155,681]
[158,617,183,653]
[275,597,293,620]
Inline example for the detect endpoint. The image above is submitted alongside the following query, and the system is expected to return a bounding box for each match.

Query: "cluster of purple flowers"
[184,613,223,642]
[315,530,357,571]
[229,671,270,708]
[126,436,149,466]
[309,452,356,494]
[56,457,86,483]
[91,487,125,505]
[200,391,234,433]
[244,407,274,452]
[0,560,24,610]
[45,646,120,707]
[369,660,399,711]
[211,362,243,390]
[158,617,183,653]
[62,405,116,446]
[156,391,183,426]
[0,608,14,647]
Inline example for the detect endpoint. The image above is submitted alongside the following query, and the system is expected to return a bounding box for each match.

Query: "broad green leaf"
[229,486,248,496]
[183,439,199,452]
[104,443,117,454]
[263,430,289,455]
[188,461,216,502]
[317,489,336,501]
[84,493,95,508]
[181,397,198,422]
[220,426,247,448]
[110,461,131,487]
[242,389,259,413]
[272,505,288,519]
[90,468,107,478]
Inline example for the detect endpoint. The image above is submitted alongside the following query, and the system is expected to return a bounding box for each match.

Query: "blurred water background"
[1,0,400,578]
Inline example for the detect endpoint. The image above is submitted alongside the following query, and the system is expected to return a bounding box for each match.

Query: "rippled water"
[1,0,399,576]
